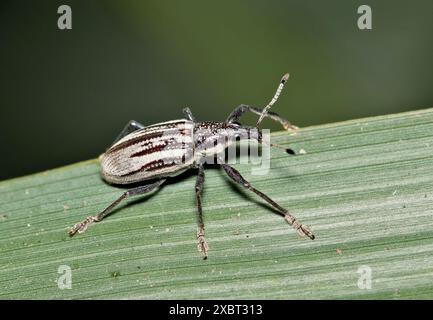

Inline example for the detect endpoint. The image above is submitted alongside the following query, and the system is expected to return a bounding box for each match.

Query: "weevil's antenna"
[260,138,295,155]
[271,143,295,155]
[256,73,290,127]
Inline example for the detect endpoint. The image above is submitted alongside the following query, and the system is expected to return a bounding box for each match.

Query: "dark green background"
[1,0,432,180]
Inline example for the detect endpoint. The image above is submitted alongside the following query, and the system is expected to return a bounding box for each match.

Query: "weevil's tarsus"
[197,226,209,259]
[183,107,196,122]
[221,163,315,240]
[227,104,297,131]
[284,214,315,240]
[195,165,209,259]
[112,120,145,145]
[69,216,99,236]
[69,179,166,236]
[256,73,290,127]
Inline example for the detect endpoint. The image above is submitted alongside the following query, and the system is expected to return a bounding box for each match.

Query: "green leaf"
[1,108,433,299]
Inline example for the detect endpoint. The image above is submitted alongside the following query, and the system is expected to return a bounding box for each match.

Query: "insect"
[69,73,315,258]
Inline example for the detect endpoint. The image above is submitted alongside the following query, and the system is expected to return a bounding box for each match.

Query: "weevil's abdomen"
[100,120,195,184]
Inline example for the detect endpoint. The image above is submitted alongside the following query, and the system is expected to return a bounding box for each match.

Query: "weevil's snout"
[254,128,262,143]
[225,123,259,142]
[244,127,262,144]
[232,124,261,142]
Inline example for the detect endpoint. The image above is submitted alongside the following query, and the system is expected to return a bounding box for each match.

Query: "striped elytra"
[100,120,195,184]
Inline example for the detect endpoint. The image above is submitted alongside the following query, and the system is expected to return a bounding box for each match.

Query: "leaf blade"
[1,108,433,299]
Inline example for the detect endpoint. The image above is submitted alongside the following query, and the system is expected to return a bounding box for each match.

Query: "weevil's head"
[226,122,262,143]
[228,122,295,155]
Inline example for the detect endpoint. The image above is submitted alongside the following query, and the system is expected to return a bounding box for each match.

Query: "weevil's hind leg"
[220,164,315,240]
[112,120,145,145]
[182,107,196,122]
[69,179,166,236]
[195,165,209,259]
[226,104,298,131]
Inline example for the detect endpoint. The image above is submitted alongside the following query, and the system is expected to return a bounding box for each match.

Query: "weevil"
[69,73,315,258]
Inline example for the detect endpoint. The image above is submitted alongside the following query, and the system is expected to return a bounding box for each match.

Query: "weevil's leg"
[195,164,209,259]
[69,179,166,236]
[182,107,196,122]
[112,120,146,145]
[226,104,298,131]
[221,164,315,240]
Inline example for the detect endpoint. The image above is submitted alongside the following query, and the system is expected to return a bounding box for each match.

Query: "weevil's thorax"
[193,121,261,159]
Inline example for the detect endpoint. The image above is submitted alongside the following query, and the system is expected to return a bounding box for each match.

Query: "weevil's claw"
[298,225,315,240]
[284,214,315,240]
[69,216,98,236]
[197,227,209,259]
[283,123,299,132]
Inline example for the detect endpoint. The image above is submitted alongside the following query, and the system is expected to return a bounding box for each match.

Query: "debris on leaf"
[299,148,307,155]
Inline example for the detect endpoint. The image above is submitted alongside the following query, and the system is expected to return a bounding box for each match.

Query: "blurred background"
[1,0,432,180]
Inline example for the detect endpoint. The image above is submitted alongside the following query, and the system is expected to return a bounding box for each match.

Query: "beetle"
[69,73,315,258]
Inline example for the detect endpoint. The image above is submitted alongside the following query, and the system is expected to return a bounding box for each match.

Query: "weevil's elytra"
[69,73,315,259]
[100,120,195,184]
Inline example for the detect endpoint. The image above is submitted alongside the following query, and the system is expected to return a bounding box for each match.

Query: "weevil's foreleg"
[69,179,166,236]
[221,164,315,240]
[195,165,209,259]
[226,105,298,131]
[182,107,196,122]
[112,120,145,145]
